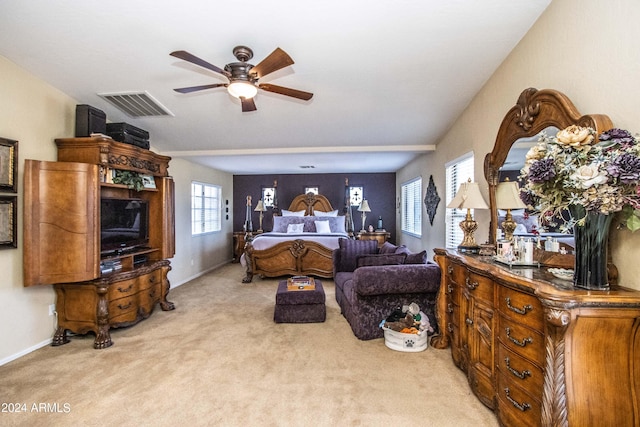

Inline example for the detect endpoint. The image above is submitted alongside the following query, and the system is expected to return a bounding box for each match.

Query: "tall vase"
[571,206,614,290]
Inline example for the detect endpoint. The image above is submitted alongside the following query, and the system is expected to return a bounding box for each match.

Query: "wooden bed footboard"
[242,239,335,283]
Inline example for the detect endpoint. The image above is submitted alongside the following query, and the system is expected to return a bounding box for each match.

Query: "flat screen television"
[100,198,149,254]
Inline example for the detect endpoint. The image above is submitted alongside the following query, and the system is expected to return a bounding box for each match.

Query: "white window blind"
[192,181,222,235]
[401,177,422,237]
[445,154,474,248]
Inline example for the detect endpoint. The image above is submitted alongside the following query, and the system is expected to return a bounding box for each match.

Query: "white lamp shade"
[446,181,488,210]
[358,199,371,212]
[496,181,526,209]
[254,200,266,212]
[227,81,258,99]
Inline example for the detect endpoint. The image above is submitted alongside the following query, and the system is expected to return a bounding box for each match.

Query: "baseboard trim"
[0,338,52,366]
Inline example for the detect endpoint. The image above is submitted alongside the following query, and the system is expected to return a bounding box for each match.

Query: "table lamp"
[495,178,526,241]
[446,179,488,253]
[358,199,371,232]
[254,199,267,233]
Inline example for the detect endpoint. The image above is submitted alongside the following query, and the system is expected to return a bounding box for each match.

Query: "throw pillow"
[314,209,339,217]
[282,209,305,217]
[315,220,331,233]
[379,242,398,254]
[405,250,427,264]
[287,223,304,233]
[337,238,378,272]
[356,253,406,267]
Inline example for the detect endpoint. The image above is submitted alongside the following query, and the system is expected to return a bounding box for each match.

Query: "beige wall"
[398,0,640,290]
[0,56,233,364]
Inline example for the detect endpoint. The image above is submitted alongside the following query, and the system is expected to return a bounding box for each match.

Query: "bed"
[241,192,350,282]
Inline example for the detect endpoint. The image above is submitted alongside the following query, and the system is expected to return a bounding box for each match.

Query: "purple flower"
[528,158,556,183]
[607,153,640,184]
[519,190,536,208]
[599,128,636,148]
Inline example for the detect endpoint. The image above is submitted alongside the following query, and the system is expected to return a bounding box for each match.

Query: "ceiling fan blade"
[173,83,227,94]
[259,83,313,101]
[250,48,294,79]
[170,50,230,77]
[241,96,257,112]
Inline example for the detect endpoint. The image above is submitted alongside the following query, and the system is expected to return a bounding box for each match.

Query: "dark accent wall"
[233,173,397,244]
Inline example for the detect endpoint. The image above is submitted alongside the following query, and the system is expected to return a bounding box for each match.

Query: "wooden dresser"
[432,248,640,427]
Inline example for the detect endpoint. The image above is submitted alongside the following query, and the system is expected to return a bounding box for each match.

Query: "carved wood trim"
[287,192,334,215]
[484,88,613,244]
[541,307,570,427]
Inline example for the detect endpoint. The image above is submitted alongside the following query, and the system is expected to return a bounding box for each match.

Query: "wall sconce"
[446,179,488,253]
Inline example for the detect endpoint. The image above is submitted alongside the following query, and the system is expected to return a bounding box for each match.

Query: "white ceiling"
[0,0,551,175]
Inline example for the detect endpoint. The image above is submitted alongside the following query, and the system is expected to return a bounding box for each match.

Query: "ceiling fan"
[170,46,313,112]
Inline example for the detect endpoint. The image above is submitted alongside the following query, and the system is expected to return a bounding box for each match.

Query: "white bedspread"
[240,232,348,267]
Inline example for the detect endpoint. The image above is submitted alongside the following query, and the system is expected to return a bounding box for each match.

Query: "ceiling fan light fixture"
[227,81,258,99]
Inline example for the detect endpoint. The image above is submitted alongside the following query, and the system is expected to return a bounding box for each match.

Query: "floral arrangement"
[519,125,640,232]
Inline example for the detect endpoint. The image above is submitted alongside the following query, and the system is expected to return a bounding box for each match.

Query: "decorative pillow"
[287,223,304,233]
[315,220,331,233]
[356,253,406,267]
[314,209,339,217]
[336,238,378,272]
[379,242,398,254]
[405,250,427,264]
[282,209,305,217]
[394,245,411,256]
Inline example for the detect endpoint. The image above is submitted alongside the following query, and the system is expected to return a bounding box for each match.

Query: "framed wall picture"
[0,196,17,248]
[0,137,18,193]
[140,174,157,189]
[304,186,319,195]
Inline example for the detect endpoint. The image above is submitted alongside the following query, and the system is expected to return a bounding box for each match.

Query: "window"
[445,153,474,248]
[192,181,221,235]
[401,177,422,237]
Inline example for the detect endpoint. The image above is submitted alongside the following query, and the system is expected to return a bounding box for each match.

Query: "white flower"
[570,164,608,189]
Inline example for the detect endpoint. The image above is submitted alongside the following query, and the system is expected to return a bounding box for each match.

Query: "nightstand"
[356,231,391,248]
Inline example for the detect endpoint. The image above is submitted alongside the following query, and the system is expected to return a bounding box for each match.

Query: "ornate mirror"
[484,88,613,244]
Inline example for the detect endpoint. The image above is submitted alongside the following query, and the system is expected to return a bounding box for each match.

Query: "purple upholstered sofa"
[333,238,441,340]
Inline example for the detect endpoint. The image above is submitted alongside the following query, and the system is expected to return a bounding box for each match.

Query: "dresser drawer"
[138,269,162,291]
[498,314,544,364]
[108,279,138,299]
[138,283,161,313]
[497,286,543,330]
[449,262,467,287]
[497,344,544,393]
[464,271,494,304]
[497,373,542,427]
[108,295,138,323]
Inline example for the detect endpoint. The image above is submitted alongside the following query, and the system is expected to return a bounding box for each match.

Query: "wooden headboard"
[287,193,334,216]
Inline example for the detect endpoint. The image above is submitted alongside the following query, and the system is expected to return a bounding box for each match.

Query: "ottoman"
[274,279,326,323]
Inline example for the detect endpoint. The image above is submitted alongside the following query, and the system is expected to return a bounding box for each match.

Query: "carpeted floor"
[0,263,497,426]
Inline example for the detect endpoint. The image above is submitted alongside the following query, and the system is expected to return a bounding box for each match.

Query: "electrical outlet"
[48,304,56,316]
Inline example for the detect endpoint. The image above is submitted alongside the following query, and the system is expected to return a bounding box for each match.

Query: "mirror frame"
[484,88,613,244]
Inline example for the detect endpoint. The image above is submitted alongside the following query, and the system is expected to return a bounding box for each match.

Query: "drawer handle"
[447,303,454,313]
[505,327,532,347]
[465,317,473,326]
[117,302,132,310]
[504,388,531,412]
[465,277,479,290]
[447,265,453,274]
[117,284,134,293]
[505,357,531,380]
[149,289,157,298]
[505,297,532,315]
[148,276,155,283]
[447,323,454,333]
[447,284,454,294]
